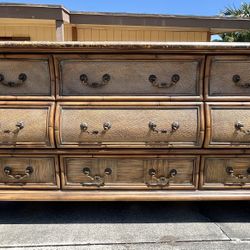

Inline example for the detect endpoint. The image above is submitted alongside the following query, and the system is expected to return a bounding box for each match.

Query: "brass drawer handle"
[0,73,27,87]
[146,168,177,187]
[4,166,33,180]
[0,121,24,134]
[148,74,180,88]
[232,74,250,88]
[224,166,250,186]
[148,121,179,134]
[80,73,110,88]
[81,167,112,187]
[234,121,250,135]
[80,122,112,135]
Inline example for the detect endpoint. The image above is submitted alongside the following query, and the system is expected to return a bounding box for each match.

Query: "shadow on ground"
[0,201,250,224]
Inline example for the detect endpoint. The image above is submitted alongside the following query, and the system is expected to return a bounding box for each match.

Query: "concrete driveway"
[0,201,249,249]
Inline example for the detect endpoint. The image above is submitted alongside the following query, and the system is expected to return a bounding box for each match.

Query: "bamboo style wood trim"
[2,149,250,155]
[53,54,204,101]
[205,102,250,148]
[60,155,200,190]
[0,54,55,100]
[55,102,205,149]
[0,154,60,189]
[0,101,55,148]
[200,155,250,190]
[205,55,250,101]
[1,190,250,201]
[2,42,250,54]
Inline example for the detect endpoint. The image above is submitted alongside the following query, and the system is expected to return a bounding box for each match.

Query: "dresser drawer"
[0,55,54,100]
[55,55,204,100]
[205,103,250,148]
[201,156,250,189]
[55,102,204,148]
[0,102,55,148]
[61,156,199,190]
[206,56,250,100]
[0,155,59,189]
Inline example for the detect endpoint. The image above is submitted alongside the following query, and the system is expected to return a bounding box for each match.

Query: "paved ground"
[0,201,249,249]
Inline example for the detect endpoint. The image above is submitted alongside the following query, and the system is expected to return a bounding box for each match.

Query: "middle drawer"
[55,102,204,148]
[0,102,55,148]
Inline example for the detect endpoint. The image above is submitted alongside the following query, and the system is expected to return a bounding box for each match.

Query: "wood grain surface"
[0,44,250,200]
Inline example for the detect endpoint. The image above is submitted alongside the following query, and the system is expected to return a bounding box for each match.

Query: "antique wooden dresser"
[1,41,250,201]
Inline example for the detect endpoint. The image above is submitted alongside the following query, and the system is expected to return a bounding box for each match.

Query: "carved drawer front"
[56,55,204,100]
[56,103,204,148]
[205,103,250,148]
[61,156,199,190]
[206,56,250,100]
[0,155,59,189]
[0,55,54,100]
[0,102,55,148]
[201,156,250,189]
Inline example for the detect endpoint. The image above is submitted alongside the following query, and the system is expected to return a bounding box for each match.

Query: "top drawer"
[206,56,250,101]
[0,55,54,100]
[55,55,204,101]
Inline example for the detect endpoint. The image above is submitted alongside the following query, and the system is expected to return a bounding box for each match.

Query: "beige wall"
[0,18,209,42]
[0,18,56,41]
[76,24,209,42]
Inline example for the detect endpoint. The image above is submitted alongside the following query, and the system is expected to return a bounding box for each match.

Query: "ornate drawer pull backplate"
[81,167,112,187]
[232,74,250,88]
[4,165,33,180]
[0,121,24,135]
[224,166,250,186]
[0,73,27,87]
[146,168,178,187]
[80,121,112,135]
[148,121,179,134]
[148,74,180,88]
[80,73,110,88]
[235,121,250,135]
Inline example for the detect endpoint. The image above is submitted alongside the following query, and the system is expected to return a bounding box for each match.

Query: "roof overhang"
[0,3,249,34]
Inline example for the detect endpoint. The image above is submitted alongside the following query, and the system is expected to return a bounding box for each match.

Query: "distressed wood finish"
[201,155,250,189]
[0,155,60,189]
[205,56,250,101]
[61,155,199,190]
[55,54,204,101]
[55,102,204,148]
[0,102,55,148]
[2,190,250,201]
[205,102,250,148]
[1,42,250,200]
[0,54,55,100]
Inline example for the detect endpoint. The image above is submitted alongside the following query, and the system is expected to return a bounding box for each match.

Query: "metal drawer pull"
[148,74,180,88]
[234,121,250,135]
[148,121,179,134]
[80,122,111,135]
[1,121,24,134]
[146,168,177,187]
[232,74,250,88]
[4,166,33,180]
[81,167,112,187]
[0,73,27,87]
[224,166,250,186]
[80,73,110,88]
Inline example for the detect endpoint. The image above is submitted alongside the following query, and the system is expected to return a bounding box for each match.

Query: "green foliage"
[217,3,250,42]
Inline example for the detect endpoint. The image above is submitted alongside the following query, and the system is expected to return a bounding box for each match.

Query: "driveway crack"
[198,208,231,241]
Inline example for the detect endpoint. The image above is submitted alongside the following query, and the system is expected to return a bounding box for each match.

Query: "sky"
[0,0,246,16]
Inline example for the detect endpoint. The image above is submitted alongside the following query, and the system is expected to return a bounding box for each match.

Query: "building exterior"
[0,3,250,42]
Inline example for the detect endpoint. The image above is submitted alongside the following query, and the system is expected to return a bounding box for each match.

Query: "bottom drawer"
[61,156,199,190]
[0,155,60,189]
[201,156,250,189]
